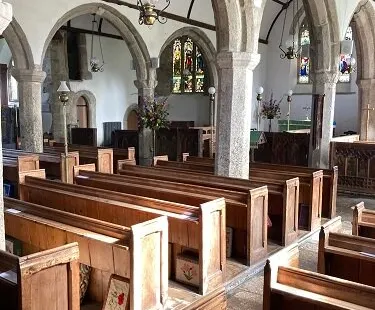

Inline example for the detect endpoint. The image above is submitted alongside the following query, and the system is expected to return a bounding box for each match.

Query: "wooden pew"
[44,145,113,174]
[3,148,80,183]
[184,155,338,219]
[352,202,375,238]
[4,197,168,309]
[118,165,299,246]
[75,169,268,265]
[263,260,375,310]
[318,227,375,287]
[3,155,46,197]
[50,143,136,172]
[19,176,225,295]
[0,243,80,310]
[154,158,322,232]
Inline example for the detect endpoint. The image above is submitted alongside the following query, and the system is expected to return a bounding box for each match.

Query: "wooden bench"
[19,176,225,295]
[318,227,375,287]
[4,197,168,309]
[263,260,375,310]
[44,145,113,174]
[3,155,46,197]
[75,169,268,265]
[50,143,136,172]
[3,148,80,183]
[184,156,338,219]
[154,158,322,232]
[118,165,300,246]
[0,242,80,310]
[352,202,375,238]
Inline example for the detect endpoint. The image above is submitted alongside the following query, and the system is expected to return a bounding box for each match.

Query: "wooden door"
[127,110,138,130]
[76,96,88,128]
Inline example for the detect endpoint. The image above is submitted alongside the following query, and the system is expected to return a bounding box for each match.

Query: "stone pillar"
[357,79,375,141]
[215,52,260,179]
[12,68,47,152]
[309,71,338,168]
[134,74,157,166]
[49,32,69,142]
[0,0,13,251]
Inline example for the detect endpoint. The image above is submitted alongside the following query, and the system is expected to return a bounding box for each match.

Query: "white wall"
[167,94,209,127]
[69,34,137,146]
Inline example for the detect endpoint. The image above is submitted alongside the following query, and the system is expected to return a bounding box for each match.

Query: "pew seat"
[318,227,375,287]
[19,176,226,295]
[4,197,168,310]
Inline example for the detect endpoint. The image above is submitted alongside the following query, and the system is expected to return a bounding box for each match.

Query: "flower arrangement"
[260,93,283,120]
[137,96,170,131]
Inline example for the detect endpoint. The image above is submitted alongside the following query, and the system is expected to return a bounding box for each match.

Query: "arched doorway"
[76,96,89,128]
[127,109,138,130]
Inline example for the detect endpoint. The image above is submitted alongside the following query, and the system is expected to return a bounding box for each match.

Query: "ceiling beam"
[266,0,293,43]
[61,25,124,41]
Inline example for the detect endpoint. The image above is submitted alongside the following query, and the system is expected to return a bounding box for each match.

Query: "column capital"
[0,1,12,34]
[216,52,260,71]
[11,68,46,83]
[356,78,375,89]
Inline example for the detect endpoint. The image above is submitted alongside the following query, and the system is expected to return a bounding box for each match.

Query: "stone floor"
[226,194,375,310]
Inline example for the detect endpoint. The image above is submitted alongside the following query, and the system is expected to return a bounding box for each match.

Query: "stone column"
[134,74,157,166]
[308,71,338,168]
[357,79,375,141]
[49,32,69,142]
[12,68,47,152]
[215,52,260,179]
[0,0,13,251]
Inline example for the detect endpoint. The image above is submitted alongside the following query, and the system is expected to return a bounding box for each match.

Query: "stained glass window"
[172,37,206,94]
[8,60,18,102]
[338,26,353,83]
[298,21,353,84]
[298,21,310,84]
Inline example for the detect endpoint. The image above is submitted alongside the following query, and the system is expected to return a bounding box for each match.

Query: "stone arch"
[41,3,152,82]
[159,27,218,91]
[3,18,34,70]
[123,103,138,130]
[211,0,265,53]
[302,0,341,74]
[69,90,96,128]
[350,0,375,140]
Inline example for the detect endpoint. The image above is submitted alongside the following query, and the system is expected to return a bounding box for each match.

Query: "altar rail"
[330,141,375,194]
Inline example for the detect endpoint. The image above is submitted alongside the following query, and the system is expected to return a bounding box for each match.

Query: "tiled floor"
[226,194,375,309]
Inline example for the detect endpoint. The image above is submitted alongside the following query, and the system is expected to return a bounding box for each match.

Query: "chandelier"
[137,0,171,26]
[279,0,300,60]
[90,14,105,72]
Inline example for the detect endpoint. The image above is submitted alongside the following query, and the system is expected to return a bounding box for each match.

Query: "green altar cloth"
[278,120,311,132]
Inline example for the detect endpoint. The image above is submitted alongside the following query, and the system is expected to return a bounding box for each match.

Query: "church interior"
[1,0,375,309]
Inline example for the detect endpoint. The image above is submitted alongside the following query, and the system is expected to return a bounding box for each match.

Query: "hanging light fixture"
[279,0,300,60]
[137,0,171,26]
[90,14,105,72]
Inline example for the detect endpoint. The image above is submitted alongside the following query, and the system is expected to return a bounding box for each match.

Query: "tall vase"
[268,118,273,132]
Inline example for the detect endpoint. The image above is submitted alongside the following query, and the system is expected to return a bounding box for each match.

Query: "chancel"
[1,0,375,309]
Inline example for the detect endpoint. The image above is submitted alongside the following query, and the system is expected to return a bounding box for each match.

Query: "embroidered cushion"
[80,264,91,304]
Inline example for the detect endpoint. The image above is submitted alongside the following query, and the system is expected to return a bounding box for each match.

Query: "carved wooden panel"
[254,132,310,166]
[71,128,97,146]
[330,142,375,193]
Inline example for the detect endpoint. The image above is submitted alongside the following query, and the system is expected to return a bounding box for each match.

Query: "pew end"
[199,198,226,295]
[17,154,40,171]
[60,151,80,183]
[73,163,96,180]
[352,202,366,236]
[130,216,169,309]
[97,148,114,174]
[0,243,80,310]
[153,155,169,166]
